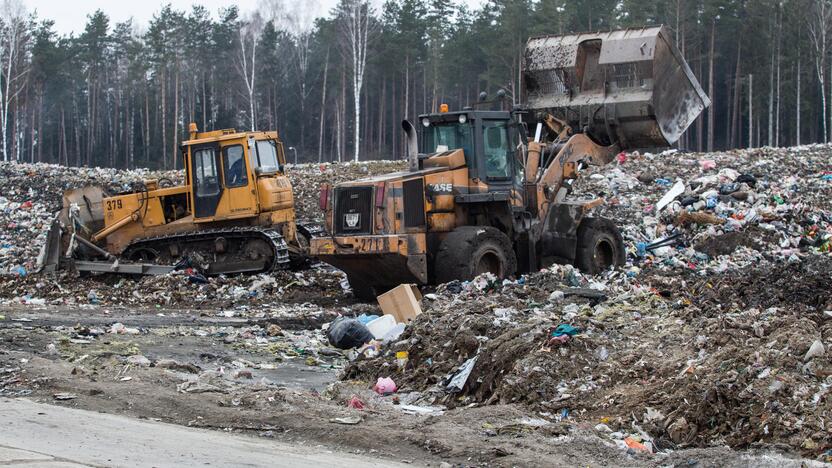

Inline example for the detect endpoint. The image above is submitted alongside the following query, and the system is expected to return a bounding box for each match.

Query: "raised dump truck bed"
[523,25,710,149]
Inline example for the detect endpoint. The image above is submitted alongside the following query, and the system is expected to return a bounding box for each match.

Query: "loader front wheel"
[435,226,517,284]
[346,275,379,301]
[574,217,625,275]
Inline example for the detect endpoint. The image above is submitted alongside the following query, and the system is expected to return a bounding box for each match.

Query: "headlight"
[422,118,430,127]
[458,114,467,124]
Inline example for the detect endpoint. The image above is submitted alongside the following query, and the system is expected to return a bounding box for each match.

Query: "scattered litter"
[329,416,362,425]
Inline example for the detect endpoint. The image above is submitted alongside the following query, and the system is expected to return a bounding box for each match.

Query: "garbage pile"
[576,144,832,273]
[0,266,350,311]
[344,257,832,455]
[285,161,405,220]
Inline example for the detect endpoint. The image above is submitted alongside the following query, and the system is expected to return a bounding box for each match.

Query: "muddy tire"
[435,226,517,284]
[574,217,625,274]
[346,275,377,301]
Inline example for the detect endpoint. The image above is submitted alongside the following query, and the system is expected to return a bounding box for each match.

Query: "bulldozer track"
[123,227,290,275]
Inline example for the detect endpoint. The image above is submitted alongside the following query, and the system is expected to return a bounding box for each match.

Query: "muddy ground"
[0,302,825,467]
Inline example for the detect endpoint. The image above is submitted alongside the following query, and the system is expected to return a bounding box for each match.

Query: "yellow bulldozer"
[40,124,319,275]
[310,26,710,298]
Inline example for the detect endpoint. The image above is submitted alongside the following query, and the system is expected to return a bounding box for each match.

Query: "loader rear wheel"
[574,217,625,275]
[435,226,517,284]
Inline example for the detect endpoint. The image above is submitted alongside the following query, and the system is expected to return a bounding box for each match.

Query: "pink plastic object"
[699,159,716,171]
[372,377,397,395]
[347,395,365,410]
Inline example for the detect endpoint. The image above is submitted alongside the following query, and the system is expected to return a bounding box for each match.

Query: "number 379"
[106,199,123,211]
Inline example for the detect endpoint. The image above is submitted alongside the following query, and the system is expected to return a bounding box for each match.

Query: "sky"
[23,0,340,35]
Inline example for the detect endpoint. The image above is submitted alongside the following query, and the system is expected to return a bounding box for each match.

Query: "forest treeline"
[0,0,826,168]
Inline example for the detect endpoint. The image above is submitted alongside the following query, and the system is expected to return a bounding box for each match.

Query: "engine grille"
[402,178,426,228]
[334,186,373,235]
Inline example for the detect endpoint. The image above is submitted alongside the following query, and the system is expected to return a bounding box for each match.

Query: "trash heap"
[0,266,350,311]
[344,257,832,456]
[285,161,405,220]
[576,144,832,273]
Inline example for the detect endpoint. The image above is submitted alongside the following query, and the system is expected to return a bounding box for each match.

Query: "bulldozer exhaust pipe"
[402,120,419,172]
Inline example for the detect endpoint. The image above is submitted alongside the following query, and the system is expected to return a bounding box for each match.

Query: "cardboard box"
[377,284,422,324]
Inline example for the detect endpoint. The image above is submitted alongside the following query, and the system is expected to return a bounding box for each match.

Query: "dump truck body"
[44,127,315,276]
[309,25,709,298]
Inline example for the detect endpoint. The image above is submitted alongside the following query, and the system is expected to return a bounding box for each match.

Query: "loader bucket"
[523,25,710,149]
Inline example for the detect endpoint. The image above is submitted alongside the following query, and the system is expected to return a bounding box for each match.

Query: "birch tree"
[238,13,263,131]
[338,0,376,162]
[287,1,316,154]
[806,0,832,142]
[0,0,29,161]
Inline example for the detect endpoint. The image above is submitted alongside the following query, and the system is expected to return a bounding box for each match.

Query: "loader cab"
[419,110,521,189]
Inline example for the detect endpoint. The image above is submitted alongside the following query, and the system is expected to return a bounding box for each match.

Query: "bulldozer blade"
[60,185,107,236]
[37,218,64,273]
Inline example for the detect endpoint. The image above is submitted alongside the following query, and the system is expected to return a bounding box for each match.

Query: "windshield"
[421,122,473,160]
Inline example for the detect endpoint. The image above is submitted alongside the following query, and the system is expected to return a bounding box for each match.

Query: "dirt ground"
[0,299,827,467]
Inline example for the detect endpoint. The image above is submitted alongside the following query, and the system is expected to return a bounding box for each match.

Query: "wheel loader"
[40,124,319,276]
[309,26,710,298]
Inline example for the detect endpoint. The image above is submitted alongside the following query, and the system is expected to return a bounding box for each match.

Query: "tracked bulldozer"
[309,26,709,298]
[40,124,318,276]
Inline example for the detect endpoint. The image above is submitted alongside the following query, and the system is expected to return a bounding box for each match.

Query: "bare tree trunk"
[748,74,753,148]
[807,0,831,143]
[239,23,259,131]
[696,48,703,151]
[707,20,715,152]
[37,91,43,162]
[730,38,742,148]
[161,68,167,169]
[318,48,329,163]
[173,67,179,169]
[768,13,775,146]
[797,56,802,145]
[404,56,409,124]
[775,10,781,146]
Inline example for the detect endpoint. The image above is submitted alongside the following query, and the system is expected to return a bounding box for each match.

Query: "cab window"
[194,148,220,197]
[222,145,247,187]
[422,122,474,164]
[255,139,280,169]
[483,120,511,179]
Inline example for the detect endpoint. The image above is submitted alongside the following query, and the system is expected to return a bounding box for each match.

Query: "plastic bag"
[327,316,373,349]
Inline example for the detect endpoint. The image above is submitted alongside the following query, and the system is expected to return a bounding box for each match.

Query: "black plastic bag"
[327,316,373,349]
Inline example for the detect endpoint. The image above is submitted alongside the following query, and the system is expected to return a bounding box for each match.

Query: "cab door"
[191,144,223,219]
[219,141,256,218]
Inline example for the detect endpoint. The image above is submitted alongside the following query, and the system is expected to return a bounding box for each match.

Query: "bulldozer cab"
[183,129,287,221]
[419,110,522,189]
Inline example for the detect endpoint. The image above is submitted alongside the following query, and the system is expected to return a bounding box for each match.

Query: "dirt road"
[0,397,410,467]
